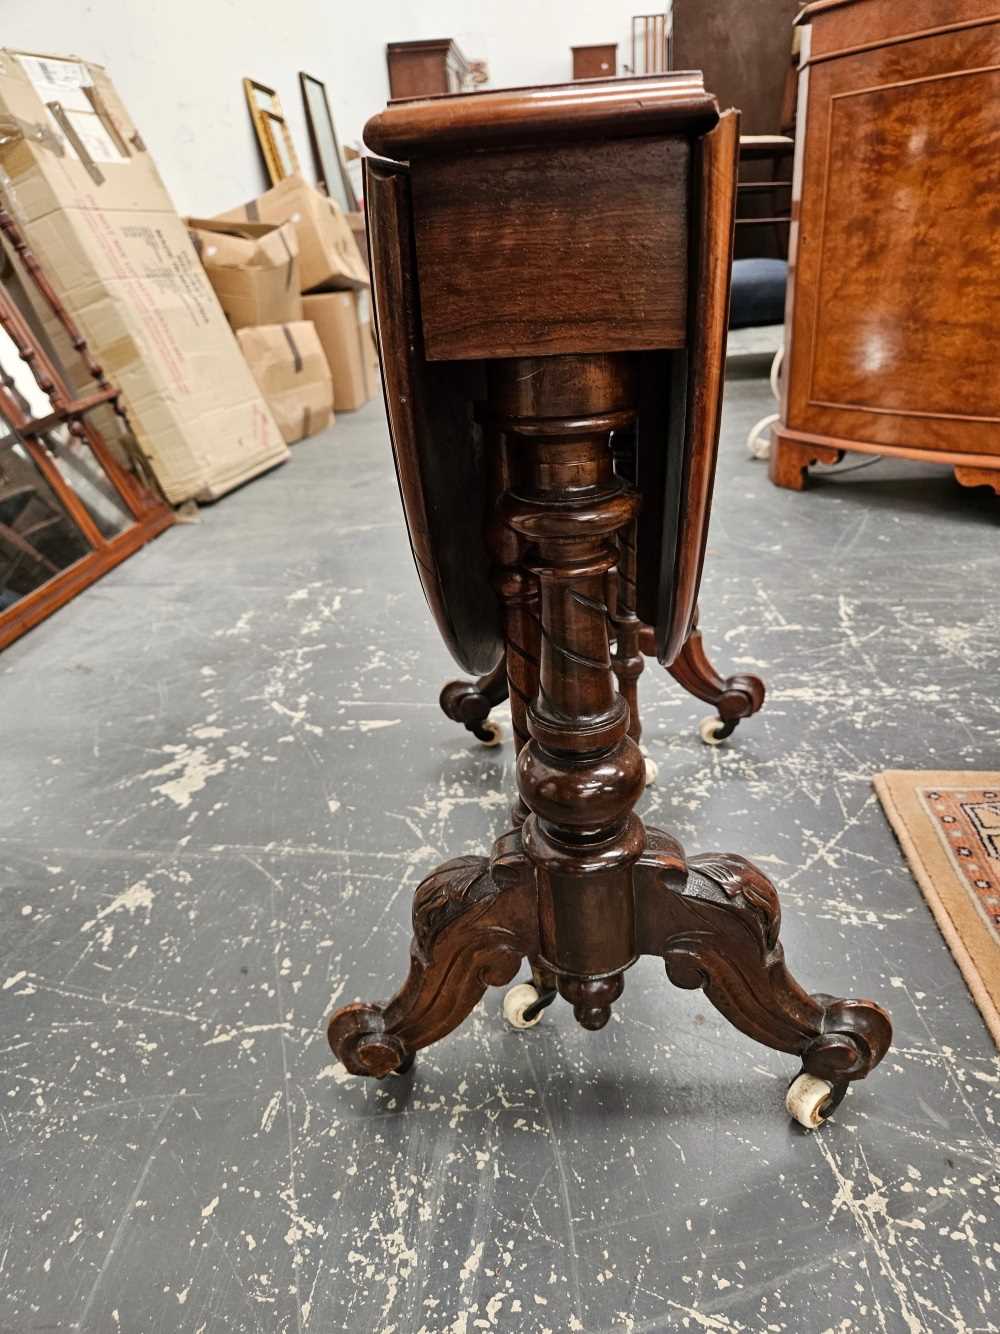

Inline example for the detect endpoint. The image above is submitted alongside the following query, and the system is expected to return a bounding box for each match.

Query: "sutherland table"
[327,75,892,1129]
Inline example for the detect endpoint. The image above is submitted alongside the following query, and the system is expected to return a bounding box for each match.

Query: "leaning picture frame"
[299,72,359,212]
[243,77,301,185]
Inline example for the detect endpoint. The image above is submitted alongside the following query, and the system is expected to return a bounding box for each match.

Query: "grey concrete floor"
[2,361,998,1333]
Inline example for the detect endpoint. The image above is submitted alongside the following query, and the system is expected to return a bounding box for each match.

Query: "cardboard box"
[217,174,368,293]
[237,321,333,444]
[301,291,377,412]
[187,217,302,330]
[0,49,288,504]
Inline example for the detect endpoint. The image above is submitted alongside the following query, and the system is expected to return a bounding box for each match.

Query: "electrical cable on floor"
[813,455,884,475]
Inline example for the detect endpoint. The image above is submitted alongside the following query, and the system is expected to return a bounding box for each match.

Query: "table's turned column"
[492,353,645,1030]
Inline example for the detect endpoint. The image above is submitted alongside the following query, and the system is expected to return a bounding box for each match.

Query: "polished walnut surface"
[328,75,891,1122]
[773,0,1000,494]
[364,73,717,156]
[412,136,691,360]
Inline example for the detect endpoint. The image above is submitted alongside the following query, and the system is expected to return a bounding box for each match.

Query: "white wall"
[1,1,644,216]
[392,0,643,93]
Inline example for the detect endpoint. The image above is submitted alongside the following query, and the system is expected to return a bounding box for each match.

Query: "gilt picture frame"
[243,78,301,185]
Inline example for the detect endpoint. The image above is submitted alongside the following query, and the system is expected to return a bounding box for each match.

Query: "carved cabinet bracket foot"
[769,430,843,491]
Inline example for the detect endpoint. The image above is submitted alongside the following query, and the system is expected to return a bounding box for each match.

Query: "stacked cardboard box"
[301,291,378,411]
[186,218,302,330]
[214,175,379,417]
[186,212,332,445]
[236,322,332,444]
[0,49,289,504]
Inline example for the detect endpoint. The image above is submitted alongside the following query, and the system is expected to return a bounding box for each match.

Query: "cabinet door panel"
[787,22,1000,453]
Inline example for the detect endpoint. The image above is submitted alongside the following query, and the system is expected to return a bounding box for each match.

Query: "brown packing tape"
[282,323,303,373]
[278,229,294,290]
[302,405,311,439]
[83,85,131,157]
[47,101,103,185]
[245,199,260,222]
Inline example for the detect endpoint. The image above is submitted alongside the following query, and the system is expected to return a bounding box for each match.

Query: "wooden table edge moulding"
[770,0,1000,497]
[327,74,891,1130]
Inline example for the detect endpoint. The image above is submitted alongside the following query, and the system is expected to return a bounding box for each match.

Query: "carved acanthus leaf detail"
[412,855,496,953]
[688,853,781,949]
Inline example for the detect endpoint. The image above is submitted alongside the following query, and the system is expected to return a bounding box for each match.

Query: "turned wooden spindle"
[493,354,644,1027]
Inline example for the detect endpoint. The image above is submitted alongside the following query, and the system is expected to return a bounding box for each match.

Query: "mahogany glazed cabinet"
[772,0,1000,495]
[327,75,892,1129]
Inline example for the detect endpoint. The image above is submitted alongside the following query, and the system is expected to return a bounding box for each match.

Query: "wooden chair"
[327,75,890,1128]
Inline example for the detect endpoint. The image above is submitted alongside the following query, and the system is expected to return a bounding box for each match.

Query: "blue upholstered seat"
[730,258,788,330]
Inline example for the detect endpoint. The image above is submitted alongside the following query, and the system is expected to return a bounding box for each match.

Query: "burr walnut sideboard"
[771,0,1000,495]
[327,75,891,1130]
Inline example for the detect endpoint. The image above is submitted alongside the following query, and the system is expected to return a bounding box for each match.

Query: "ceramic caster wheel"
[640,745,658,785]
[699,716,727,746]
[503,983,545,1030]
[475,719,503,747]
[786,1072,843,1128]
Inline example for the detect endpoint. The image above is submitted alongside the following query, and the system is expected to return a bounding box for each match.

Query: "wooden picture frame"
[243,78,301,185]
[0,208,173,652]
[299,72,359,212]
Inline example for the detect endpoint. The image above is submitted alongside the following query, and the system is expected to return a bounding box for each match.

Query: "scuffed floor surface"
[2,361,998,1333]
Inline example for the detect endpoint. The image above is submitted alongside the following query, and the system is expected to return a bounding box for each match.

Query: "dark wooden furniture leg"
[641,612,766,745]
[447,427,765,752]
[447,598,767,751]
[439,660,509,744]
[329,351,890,1124]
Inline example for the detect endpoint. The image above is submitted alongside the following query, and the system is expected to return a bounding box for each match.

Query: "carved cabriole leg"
[634,832,892,1100]
[769,428,842,490]
[494,353,645,1031]
[328,832,537,1075]
[439,661,509,744]
[645,609,765,741]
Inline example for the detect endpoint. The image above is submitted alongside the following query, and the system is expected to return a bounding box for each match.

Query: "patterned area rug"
[875,771,1000,1046]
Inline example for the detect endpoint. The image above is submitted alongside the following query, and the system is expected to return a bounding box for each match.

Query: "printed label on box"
[16,54,126,165]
